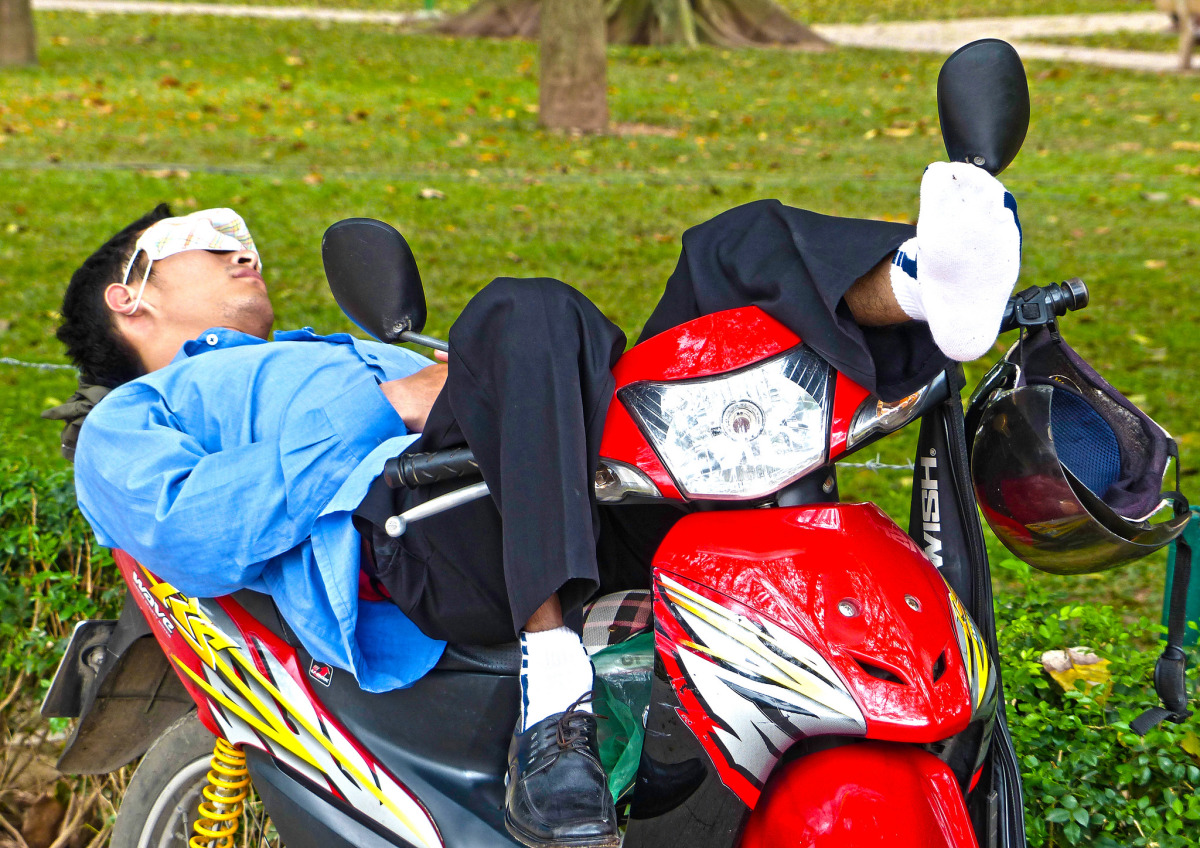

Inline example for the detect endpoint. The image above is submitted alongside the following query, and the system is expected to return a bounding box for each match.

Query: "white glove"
[890,161,1022,361]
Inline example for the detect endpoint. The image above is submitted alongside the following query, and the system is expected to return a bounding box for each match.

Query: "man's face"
[141,246,275,341]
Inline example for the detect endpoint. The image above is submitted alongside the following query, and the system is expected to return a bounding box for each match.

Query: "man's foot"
[504,697,619,848]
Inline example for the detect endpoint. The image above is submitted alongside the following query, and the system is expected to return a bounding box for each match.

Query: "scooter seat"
[229,588,652,678]
[435,642,522,675]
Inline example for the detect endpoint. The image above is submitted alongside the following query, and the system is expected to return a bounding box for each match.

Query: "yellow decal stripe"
[152,586,440,848]
[663,582,840,708]
[172,657,320,768]
[222,651,437,848]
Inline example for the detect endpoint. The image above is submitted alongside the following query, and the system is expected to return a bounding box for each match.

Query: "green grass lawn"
[2,10,1198,621]
[1033,29,1184,50]
[134,0,1158,23]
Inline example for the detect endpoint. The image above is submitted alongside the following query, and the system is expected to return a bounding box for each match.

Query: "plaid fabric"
[121,208,260,288]
[582,590,653,653]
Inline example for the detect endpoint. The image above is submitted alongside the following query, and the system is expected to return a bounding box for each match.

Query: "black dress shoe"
[505,700,620,848]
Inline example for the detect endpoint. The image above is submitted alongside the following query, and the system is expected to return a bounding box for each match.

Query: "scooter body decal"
[654,573,866,805]
[123,563,444,848]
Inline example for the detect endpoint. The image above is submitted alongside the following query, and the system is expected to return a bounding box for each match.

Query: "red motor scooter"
[43,38,1045,848]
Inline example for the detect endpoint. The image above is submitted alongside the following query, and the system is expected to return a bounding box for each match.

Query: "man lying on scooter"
[50,161,1019,848]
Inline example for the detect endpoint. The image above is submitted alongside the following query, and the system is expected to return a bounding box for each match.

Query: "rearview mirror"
[322,218,427,344]
[937,38,1030,176]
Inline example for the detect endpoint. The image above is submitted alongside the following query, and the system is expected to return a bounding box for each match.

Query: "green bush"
[0,459,123,711]
[995,557,1200,847]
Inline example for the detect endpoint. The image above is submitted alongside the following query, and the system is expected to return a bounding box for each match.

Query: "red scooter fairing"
[648,504,992,807]
[599,307,803,501]
[739,742,978,848]
[598,305,888,501]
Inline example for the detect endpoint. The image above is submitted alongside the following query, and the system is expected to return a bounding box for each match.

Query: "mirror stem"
[398,330,450,353]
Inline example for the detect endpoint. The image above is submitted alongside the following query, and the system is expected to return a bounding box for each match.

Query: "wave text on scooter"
[131,569,176,635]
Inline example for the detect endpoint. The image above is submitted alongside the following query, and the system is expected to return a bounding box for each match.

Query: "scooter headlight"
[619,347,831,499]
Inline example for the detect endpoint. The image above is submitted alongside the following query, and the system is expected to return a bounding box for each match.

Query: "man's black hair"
[56,203,174,388]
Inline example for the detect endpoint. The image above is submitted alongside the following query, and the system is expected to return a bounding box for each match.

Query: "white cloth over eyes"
[120,208,261,315]
[890,162,1022,362]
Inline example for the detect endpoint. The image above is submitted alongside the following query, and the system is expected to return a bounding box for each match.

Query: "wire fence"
[0,358,915,471]
[0,357,74,372]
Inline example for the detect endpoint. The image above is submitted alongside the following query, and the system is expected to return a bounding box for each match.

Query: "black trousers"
[357,203,945,646]
[358,277,682,644]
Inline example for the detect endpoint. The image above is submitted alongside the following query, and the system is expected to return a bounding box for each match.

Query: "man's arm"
[74,383,383,595]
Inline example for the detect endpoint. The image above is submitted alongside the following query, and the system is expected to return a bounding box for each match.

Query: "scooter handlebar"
[998,278,1088,334]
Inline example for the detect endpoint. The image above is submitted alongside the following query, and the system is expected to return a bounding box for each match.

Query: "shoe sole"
[503,811,621,848]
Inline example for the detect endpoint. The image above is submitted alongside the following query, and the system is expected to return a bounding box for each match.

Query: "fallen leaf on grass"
[418,188,445,200]
[1144,259,1167,269]
[140,169,190,180]
[1041,647,1112,696]
[1182,731,1200,762]
[1141,192,1169,202]
[1186,197,1200,208]
[302,173,323,186]
[1171,141,1200,152]
[21,792,65,848]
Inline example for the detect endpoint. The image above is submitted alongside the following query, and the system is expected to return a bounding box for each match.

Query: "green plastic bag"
[592,632,654,802]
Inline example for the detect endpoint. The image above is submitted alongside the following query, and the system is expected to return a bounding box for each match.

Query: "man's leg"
[638,199,939,401]
[361,276,625,848]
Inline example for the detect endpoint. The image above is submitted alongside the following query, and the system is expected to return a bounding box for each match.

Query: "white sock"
[519,626,594,732]
[890,161,1022,362]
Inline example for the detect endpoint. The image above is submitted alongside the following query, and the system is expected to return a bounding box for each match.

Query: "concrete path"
[813,12,1188,73]
[31,0,1189,73]
[33,0,441,25]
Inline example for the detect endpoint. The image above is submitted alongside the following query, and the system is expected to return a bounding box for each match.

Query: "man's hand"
[380,360,447,433]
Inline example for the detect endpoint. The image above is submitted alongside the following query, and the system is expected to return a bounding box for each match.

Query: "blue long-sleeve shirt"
[74,327,447,692]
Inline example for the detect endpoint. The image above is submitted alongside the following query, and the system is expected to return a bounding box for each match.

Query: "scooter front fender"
[651,504,979,760]
[739,742,978,848]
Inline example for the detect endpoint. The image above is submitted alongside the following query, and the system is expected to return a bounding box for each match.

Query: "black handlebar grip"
[384,447,480,488]
[999,278,1089,333]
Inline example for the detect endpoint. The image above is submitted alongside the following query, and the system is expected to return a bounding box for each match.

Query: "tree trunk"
[1177,0,1196,69]
[436,0,829,50]
[539,0,607,132]
[0,0,38,67]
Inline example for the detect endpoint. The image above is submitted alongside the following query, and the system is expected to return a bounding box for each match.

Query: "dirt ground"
[0,705,123,848]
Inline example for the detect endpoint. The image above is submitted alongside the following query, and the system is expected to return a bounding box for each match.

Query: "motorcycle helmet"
[967,324,1189,574]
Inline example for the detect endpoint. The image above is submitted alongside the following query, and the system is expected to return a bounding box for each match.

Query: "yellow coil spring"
[190,738,250,848]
